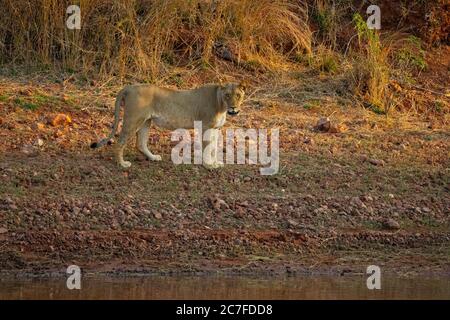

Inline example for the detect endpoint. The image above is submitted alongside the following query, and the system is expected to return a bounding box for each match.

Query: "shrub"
[349,13,390,113]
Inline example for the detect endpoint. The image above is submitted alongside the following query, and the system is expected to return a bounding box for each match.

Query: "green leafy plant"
[350,13,390,114]
[396,36,427,72]
[14,98,39,111]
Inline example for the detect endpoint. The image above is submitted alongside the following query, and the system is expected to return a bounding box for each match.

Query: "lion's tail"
[90,88,128,149]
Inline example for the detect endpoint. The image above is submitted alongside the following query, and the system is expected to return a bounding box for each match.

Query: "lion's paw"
[150,155,162,161]
[120,161,132,168]
[203,162,222,170]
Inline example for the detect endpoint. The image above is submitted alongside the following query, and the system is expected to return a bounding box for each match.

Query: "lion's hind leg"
[136,120,162,162]
[115,134,132,169]
[115,118,140,169]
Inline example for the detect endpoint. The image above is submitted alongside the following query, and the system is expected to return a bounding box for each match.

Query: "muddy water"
[0,276,449,300]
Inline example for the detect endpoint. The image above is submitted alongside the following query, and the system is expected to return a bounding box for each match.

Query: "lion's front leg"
[213,128,224,168]
[202,128,223,169]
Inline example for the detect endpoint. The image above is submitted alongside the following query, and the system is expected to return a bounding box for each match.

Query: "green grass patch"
[13,92,61,111]
[319,55,338,73]
[14,97,39,110]
[396,36,427,72]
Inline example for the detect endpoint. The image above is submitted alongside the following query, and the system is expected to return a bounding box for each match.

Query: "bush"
[349,13,390,113]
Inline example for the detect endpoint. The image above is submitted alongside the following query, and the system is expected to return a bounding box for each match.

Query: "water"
[0,276,449,300]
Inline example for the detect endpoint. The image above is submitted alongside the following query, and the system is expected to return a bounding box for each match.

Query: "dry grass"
[310,0,353,48]
[0,0,311,80]
[347,13,393,114]
[0,1,447,119]
[347,14,449,117]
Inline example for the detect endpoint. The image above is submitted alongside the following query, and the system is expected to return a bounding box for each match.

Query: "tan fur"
[91,82,246,169]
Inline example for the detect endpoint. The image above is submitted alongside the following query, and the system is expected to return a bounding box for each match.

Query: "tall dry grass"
[0,0,312,80]
[311,0,353,49]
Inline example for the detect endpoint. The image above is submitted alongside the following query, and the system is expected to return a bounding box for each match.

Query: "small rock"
[313,206,329,214]
[19,89,32,96]
[4,197,14,205]
[382,218,400,230]
[21,144,35,155]
[350,197,364,207]
[36,138,44,147]
[50,113,72,127]
[213,42,236,62]
[54,130,64,138]
[287,219,299,227]
[209,194,229,211]
[362,195,374,202]
[388,194,395,199]
[153,212,163,220]
[303,137,313,144]
[0,227,7,234]
[314,117,331,132]
[234,207,245,218]
[329,123,346,133]
[314,117,346,133]
[243,176,251,182]
[72,207,81,215]
[238,201,249,207]
[364,157,385,166]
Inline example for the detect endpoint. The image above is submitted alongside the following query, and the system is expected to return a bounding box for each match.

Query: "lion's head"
[220,82,247,116]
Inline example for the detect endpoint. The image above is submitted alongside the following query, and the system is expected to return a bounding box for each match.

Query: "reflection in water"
[0,276,449,300]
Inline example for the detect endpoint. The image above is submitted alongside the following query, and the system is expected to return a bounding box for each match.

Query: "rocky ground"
[0,67,449,277]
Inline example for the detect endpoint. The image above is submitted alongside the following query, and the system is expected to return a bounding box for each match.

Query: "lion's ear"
[238,80,248,92]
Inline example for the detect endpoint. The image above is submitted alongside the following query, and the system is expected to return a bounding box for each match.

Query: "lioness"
[91,82,246,169]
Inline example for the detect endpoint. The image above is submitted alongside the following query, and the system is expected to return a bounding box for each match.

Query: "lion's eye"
[225,93,231,98]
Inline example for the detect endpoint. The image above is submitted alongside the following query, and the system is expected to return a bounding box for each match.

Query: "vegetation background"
[0,0,448,115]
